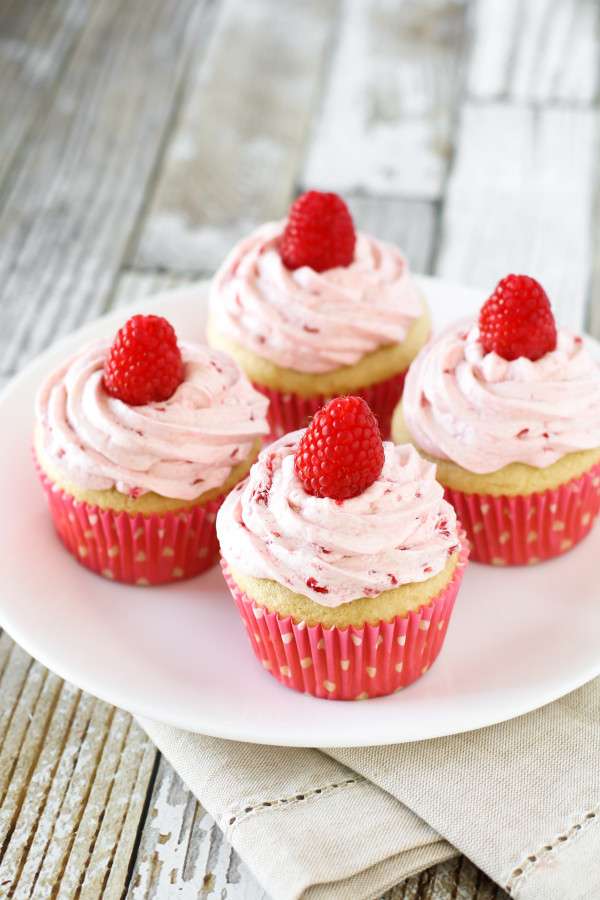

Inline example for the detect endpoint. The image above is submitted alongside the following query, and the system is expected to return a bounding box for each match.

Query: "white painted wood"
[127,758,269,900]
[435,103,596,330]
[467,0,599,104]
[133,0,338,275]
[0,0,95,193]
[110,271,193,311]
[0,639,156,899]
[302,0,467,200]
[0,0,211,383]
[344,196,438,275]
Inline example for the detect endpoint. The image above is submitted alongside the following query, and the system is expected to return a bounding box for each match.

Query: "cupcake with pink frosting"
[207,191,429,440]
[217,396,468,700]
[34,314,269,585]
[393,275,600,565]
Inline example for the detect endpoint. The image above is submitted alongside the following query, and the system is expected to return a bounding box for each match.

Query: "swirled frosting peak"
[36,339,270,499]
[209,220,423,373]
[403,321,600,473]
[217,432,459,606]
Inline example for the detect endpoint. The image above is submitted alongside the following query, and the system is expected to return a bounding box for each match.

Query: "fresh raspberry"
[479,275,557,361]
[103,314,184,406]
[279,190,356,272]
[294,396,384,500]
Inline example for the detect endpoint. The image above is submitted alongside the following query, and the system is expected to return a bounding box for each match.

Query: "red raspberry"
[294,396,384,500]
[479,275,557,362]
[279,190,356,272]
[103,314,185,406]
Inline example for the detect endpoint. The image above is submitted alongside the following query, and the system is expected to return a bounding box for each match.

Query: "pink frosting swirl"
[216,433,459,606]
[403,321,600,473]
[36,339,270,500]
[209,220,423,373]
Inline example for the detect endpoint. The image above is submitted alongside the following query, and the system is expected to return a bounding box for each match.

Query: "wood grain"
[467,0,600,104]
[302,0,467,199]
[133,0,338,275]
[435,103,597,328]
[0,637,156,899]
[586,161,600,341]
[127,758,269,900]
[344,196,438,276]
[383,857,506,898]
[0,0,211,382]
[0,0,94,196]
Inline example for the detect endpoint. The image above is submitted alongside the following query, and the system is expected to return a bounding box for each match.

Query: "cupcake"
[207,191,429,440]
[393,275,600,565]
[34,314,269,585]
[217,396,468,700]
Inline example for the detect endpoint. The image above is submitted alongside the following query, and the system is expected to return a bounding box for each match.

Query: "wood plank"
[132,0,338,275]
[383,856,506,898]
[0,0,212,383]
[302,0,467,200]
[435,103,596,330]
[0,0,95,195]
[109,270,193,312]
[127,757,269,900]
[344,196,437,276]
[586,174,600,340]
[0,639,156,899]
[466,0,600,104]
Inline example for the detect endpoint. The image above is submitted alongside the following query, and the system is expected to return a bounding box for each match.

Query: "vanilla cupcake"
[34,314,269,584]
[217,396,468,700]
[207,191,429,440]
[393,275,600,564]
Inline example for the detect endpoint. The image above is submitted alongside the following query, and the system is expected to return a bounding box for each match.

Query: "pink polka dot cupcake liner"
[253,369,407,443]
[445,463,600,565]
[34,453,225,585]
[221,531,469,701]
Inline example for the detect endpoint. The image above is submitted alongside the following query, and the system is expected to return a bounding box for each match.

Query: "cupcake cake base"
[35,454,224,585]
[447,463,600,565]
[221,532,469,701]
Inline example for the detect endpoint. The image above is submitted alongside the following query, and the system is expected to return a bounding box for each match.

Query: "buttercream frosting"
[209,220,423,374]
[36,339,270,499]
[403,321,600,473]
[217,432,459,606]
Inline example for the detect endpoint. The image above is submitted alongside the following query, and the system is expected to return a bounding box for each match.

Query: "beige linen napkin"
[139,676,600,900]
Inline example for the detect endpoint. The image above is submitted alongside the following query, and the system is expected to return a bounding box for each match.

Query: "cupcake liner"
[253,369,407,443]
[221,532,469,701]
[34,454,225,585]
[445,463,600,565]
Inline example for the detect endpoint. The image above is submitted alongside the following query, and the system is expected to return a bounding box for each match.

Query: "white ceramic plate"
[1,277,599,747]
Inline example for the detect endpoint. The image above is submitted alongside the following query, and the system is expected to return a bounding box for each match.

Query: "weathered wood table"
[0,0,598,896]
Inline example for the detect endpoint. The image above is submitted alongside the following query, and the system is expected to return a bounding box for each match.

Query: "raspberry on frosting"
[36,341,270,500]
[402,321,600,474]
[279,190,356,272]
[478,274,557,362]
[103,314,185,406]
[216,432,460,606]
[294,396,384,500]
[208,221,423,374]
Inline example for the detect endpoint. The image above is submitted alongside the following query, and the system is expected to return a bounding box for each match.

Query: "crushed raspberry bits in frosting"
[403,321,600,473]
[208,220,423,374]
[36,339,270,500]
[216,432,460,606]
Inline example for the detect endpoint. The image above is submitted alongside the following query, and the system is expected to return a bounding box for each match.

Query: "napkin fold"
[139,676,600,900]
